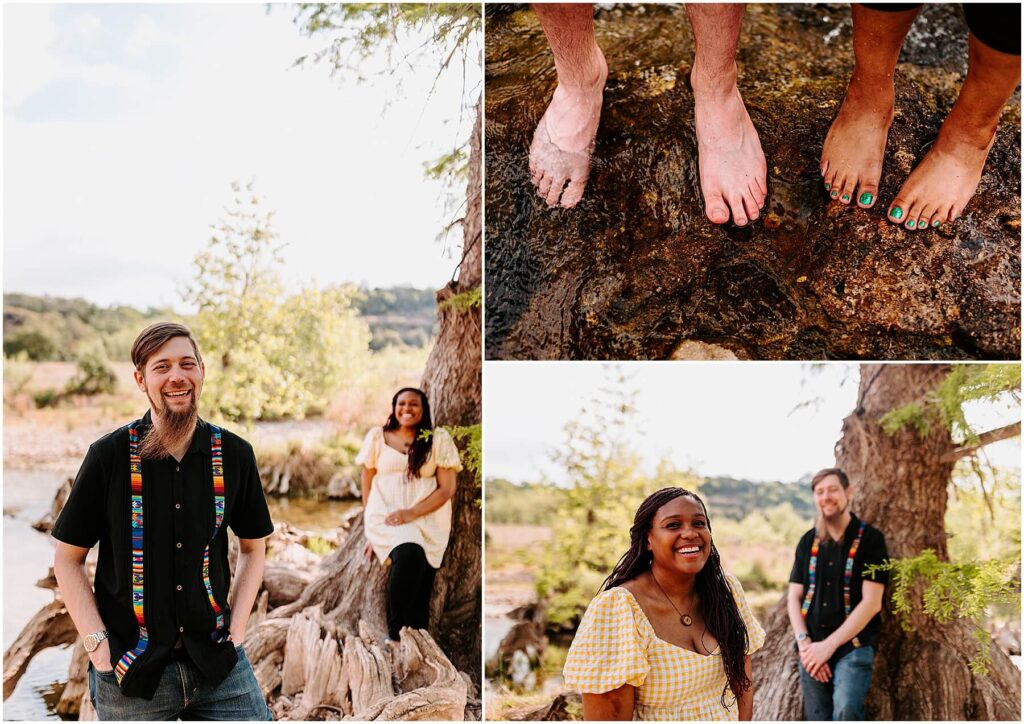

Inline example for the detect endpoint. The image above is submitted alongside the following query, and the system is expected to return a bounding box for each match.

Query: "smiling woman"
[561,487,765,721]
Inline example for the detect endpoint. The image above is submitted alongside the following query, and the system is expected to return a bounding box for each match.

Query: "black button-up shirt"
[789,514,888,666]
[52,412,274,699]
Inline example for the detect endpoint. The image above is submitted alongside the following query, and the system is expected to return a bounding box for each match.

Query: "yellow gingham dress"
[562,573,766,720]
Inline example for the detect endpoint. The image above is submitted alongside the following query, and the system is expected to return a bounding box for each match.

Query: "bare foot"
[691,61,767,227]
[529,49,608,209]
[820,79,894,209]
[887,120,995,230]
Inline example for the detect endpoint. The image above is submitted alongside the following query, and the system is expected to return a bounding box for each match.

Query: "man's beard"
[139,393,199,460]
[815,498,850,542]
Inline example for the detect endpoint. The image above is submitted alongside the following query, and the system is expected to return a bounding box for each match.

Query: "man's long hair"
[602,487,752,709]
[383,387,433,480]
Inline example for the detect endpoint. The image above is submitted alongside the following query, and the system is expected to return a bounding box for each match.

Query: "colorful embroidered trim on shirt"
[115,425,148,684]
[203,427,228,642]
[801,522,866,647]
[115,422,227,685]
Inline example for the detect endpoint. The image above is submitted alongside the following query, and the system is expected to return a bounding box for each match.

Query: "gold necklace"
[651,570,693,626]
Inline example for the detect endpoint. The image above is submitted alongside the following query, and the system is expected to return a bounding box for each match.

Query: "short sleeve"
[860,527,890,585]
[789,532,811,585]
[228,439,274,539]
[431,428,463,471]
[52,442,107,549]
[727,573,766,656]
[563,589,650,694]
[355,428,381,469]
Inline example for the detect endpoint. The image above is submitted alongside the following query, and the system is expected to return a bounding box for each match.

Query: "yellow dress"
[356,426,463,568]
[562,573,765,720]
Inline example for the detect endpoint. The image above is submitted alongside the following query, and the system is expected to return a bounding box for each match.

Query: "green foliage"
[183,182,372,423]
[3,293,176,361]
[534,369,701,628]
[439,287,481,312]
[303,535,337,556]
[444,423,481,489]
[947,466,1021,564]
[867,550,1021,674]
[880,364,1020,443]
[353,286,437,350]
[3,329,58,361]
[65,344,117,396]
[33,388,60,408]
[700,477,816,520]
[485,478,567,526]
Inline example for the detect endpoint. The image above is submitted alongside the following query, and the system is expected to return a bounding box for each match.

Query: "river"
[3,467,356,720]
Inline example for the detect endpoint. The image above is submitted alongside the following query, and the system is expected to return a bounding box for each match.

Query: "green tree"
[183,182,371,423]
[536,369,701,628]
[65,343,117,396]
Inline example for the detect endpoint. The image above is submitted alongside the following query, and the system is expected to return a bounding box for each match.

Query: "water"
[2,468,356,720]
[484,3,1020,360]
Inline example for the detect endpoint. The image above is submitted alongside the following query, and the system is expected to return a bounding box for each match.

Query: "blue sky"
[4,4,480,309]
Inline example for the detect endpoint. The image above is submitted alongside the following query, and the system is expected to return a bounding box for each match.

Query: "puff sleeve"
[726,573,766,655]
[355,427,381,469]
[563,588,650,694]
[431,428,463,471]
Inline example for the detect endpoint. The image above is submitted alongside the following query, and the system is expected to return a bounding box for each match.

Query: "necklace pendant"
[681,614,692,626]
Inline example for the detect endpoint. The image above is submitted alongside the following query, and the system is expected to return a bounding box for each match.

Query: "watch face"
[84,635,96,652]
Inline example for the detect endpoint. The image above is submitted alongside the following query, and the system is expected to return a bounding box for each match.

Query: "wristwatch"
[83,629,109,653]
[795,632,809,646]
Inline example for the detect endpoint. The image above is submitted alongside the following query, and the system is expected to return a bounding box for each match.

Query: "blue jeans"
[89,645,271,721]
[799,646,875,721]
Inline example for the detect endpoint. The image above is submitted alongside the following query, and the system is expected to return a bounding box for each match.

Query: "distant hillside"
[353,286,437,351]
[700,476,815,520]
[485,475,815,524]
[4,287,437,360]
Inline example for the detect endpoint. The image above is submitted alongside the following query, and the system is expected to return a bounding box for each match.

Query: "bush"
[65,348,117,396]
[33,388,61,408]
[4,330,58,361]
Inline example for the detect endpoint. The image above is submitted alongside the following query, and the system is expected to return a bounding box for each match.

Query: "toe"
[727,194,748,226]
[934,202,954,226]
[917,203,937,231]
[536,171,553,199]
[856,182,878,209]
[705,192,730,225]
[839,177,856,206]
[742,193,760,222]
[560,177,587,209]
[888,197,910,224]
[748,181,766,208]
[824,168,838,193]
[904,199,927,230]
[544,174,568,207]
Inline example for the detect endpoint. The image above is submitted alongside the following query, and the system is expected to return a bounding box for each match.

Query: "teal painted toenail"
[831,190,838,198]
[825,182,830,190]
[891,206,903,220]
[841,193,850,202]
[859,192,873,205]
[932,220,940,228]
[906,219,916,229]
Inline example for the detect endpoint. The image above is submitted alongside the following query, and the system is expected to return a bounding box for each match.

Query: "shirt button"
[175,503,181,510]
[179,627,184,633]
[176,542,182,549]
[175,465,180,472]
[177,585,183,591]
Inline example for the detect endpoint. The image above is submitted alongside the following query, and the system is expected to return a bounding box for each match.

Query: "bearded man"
[786,468,889,721]
[52,322,274,720]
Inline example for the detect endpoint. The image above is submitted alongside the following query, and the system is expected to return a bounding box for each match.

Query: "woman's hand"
[385,509,416,526]
[363,541,375,565]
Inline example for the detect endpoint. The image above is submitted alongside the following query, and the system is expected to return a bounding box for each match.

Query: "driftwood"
[504,692,581,721]
[3,598,77,699]
[32,477,72,533]
[10,481,474,721]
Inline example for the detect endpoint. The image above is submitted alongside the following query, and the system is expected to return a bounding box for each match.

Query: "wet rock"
[485,3,1020,359]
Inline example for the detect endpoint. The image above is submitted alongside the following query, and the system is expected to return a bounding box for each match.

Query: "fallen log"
[3,598,77,699]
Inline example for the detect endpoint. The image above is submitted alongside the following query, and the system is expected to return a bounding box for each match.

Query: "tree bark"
[754,364,1021,720]
[420,96,483,683]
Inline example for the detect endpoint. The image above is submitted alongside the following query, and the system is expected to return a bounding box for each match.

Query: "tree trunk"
[754,364,1021,720]
[420,96,483,683]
